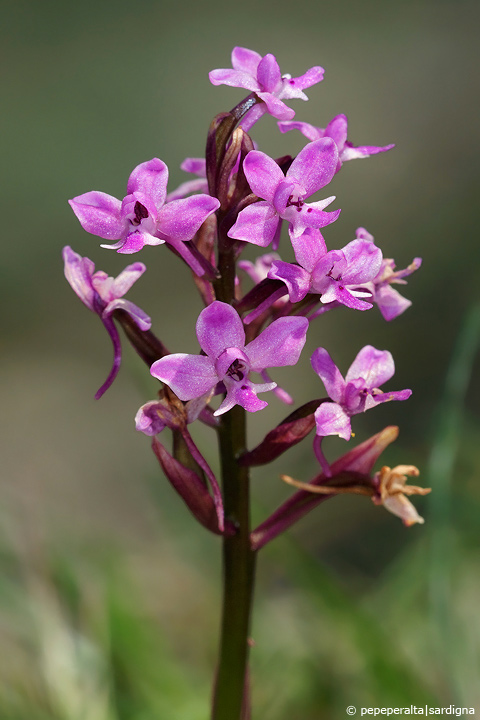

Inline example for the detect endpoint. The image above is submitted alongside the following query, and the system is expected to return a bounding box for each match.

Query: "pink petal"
[103,298,151,331]
[69,192,125,240]
[126,158,168,210]
[63,246,95,310]
[231,46,262,74]
[257,54,281,92]
[314,402,352,441]
[277,120,322,142]
[228,201,280,247]
[346,346,395,388]
[375,285,412,321]
[157,195,219,242]
[151,354,217,401]
[290,228,327,272]
[287,138,339,196]
[243,151,285,203]
[311,348,346,404]
[268,261,310,303]
[196,301,245,359]
[342,239,383,284]
[208,69,260,91]
[106,263,146,298]
[324,114,348,151]
[256,92,295,120]
[246,316,308,371]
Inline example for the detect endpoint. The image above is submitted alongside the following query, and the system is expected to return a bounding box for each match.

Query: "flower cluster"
[64,45,426,539]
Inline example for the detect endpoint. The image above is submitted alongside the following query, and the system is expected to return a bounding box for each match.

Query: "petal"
[246,316,308,370]
[341,142,395,162]
[231,46,262,74]
[375,285,412,321]
[356,227,375,242]
[215,381,270,416]
[103,298,151,331]
[243,151,284,203]
[228,201,280,247]
[365,388,412,410]
[107,262,147,298]
[288,66,325,91]
[135,401,167,436]
[268,261,310,303]
[157,195,219,242]
[69,192,125,240]
[196,301,245,358]
[287,138,339,196]
[208,68,260,91]
[342,239,383,284]
[180,157,206,176]
[314,402,352,441]
[324,114,348,150]
[290,228,327,272]
[277,120,322,142]
[62,246,95,310]
[286,201,341,239]
[381,494,425,526]
[151,354,218,401]
[95,315,122,399]
[346,346,395,388]
[310,347,346,403]
[273,180,296,215]
[255,92,295,120]
[106,230,162,254]
[323,285,373,311]
[126,158,168,209]
[257,54,281,92]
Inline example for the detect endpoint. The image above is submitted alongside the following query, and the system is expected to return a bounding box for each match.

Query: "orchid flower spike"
[209,46,324,131]
[228,139,340,248]
[151,301,308,416]
[312,345,412,441]
[63,246,151,398]
[69,158,219,262]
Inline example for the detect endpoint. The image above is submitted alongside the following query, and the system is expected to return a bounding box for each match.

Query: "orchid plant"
[65,46,428,720]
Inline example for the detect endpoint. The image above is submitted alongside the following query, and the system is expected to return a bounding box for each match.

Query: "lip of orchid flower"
[209,47,324,132]
[150,301,308,416]
[63,246,151,398]
[278,114,394,172]
[228,139,340,248]
[311,345,412,441]
[68,158,220,270]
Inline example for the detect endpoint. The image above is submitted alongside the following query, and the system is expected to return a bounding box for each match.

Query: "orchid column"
[65,45,427,720]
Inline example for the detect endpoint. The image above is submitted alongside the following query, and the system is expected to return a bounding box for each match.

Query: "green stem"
[212,404,256,720]
[211,212,256,718]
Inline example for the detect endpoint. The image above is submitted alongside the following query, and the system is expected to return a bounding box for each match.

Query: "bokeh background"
[1,0,479,717]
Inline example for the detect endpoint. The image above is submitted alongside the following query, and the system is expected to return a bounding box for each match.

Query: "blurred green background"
[1,0,480,717]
